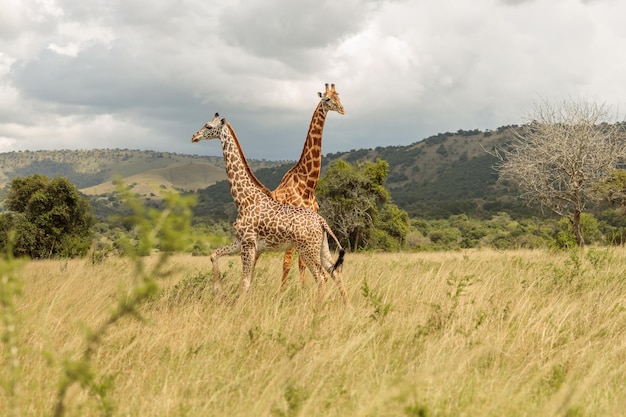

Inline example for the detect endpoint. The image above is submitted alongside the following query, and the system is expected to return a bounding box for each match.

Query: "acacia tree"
[317,158,409,251]
[495,98,626,247]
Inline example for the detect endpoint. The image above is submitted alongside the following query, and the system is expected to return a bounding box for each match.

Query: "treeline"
[3,159,626,260]
[408,211,626,251]
[190,157,626,253]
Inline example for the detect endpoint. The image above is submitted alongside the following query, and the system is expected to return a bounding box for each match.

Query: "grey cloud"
[500,0,536,5]
[3,0,626,161]
[218,0,370,68]
[13,45,192,111]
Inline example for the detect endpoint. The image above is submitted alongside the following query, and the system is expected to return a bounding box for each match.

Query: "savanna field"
[1,248,626,417]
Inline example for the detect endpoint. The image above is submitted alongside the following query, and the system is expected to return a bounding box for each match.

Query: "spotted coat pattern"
[192,113,350,305]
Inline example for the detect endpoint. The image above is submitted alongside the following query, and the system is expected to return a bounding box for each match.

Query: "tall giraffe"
[192,113,350,305]
[271,83,345,286]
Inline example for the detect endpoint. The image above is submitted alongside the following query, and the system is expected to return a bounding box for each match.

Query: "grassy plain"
[3,248,626,416]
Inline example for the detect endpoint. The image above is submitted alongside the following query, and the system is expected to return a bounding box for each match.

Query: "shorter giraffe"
[192,113,350,305]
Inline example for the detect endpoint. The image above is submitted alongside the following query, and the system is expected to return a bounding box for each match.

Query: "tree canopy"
[316,158,409,251]
[0,174,95,258]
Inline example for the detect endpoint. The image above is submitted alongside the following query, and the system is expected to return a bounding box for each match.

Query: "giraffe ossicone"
[191,113,350,305]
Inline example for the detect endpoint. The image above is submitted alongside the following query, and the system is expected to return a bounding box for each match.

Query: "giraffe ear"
[221,118,226,125]
[318,91,323,98]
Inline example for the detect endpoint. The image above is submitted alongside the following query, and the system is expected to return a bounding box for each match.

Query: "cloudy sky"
[1,0,626,160]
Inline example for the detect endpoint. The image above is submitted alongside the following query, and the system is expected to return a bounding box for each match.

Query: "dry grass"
[3,248,626,416]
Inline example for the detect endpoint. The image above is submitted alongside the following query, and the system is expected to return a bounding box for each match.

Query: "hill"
[193,125,532,220]
[0,148,287,196]
[0,127,532,220]
[322,126,523,217]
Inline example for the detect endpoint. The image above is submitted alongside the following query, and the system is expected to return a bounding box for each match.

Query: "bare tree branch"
[492,97,626,246]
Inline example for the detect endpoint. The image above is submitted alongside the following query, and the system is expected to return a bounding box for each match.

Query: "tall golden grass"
[3,248,626,416]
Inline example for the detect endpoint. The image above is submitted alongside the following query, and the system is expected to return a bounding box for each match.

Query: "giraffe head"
[191,113,224,143]
[318,83,345,115]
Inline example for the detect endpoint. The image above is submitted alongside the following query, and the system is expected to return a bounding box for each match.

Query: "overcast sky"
[1,0,626,160]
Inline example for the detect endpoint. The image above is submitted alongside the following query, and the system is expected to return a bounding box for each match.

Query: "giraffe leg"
[297,255,308,285]
[320,237,350,306]
[239,243,257,299]
[210,241,241,293]
[210,253,220,292]
[280,249,294,288]
[253,252,260,284]
[299,251,327,305]
[314,265,327,305]
[304,263,326,305]
[329,269,351,306]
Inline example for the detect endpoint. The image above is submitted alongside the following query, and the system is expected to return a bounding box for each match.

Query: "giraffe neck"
[220,122,272,208]
[290,101,327,186]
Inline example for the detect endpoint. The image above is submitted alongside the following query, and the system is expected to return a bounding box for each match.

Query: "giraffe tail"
[330,247,345,273]
[321,217,345,273]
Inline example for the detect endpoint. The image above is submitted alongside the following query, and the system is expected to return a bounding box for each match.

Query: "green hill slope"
[192,126,532,220]
[1,126,531,221]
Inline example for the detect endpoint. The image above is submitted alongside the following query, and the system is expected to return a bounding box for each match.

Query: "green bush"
[554,213,602,248]
[0,175,95,258]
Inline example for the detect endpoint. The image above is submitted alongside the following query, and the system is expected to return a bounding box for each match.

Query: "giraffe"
[271,83,345,286]
[191,113,350,305]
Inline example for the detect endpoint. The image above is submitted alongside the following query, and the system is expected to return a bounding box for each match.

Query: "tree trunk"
[353,229,361,252]
[571,210,585,247]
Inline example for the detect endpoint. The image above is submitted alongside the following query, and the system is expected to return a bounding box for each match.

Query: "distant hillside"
[0,127,535,221]
[322,126,531,218]
[193,125,534,220]
[0,149,288,196]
